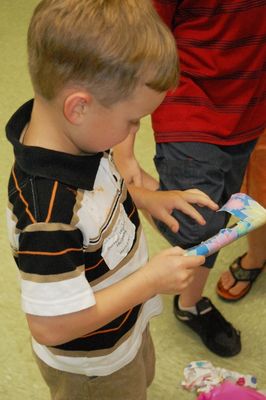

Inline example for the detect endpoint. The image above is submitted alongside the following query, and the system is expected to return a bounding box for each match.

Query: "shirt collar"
[6,99,104,190]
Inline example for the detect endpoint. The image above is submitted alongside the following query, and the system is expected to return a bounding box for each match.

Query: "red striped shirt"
[152,0,266,145]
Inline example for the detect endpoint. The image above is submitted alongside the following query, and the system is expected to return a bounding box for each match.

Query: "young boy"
[5,1,217,399]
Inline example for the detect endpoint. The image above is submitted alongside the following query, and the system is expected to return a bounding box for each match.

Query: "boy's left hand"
[129,187,218,232]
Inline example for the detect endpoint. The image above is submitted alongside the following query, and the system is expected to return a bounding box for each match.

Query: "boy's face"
[73,85,166,153]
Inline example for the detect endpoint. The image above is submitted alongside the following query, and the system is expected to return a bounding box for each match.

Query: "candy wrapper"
[182,360,257,393]
[186,193,266,257]
[197,381,266,400]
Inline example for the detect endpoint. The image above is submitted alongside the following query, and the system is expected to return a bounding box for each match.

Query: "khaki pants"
[34,327,155,400]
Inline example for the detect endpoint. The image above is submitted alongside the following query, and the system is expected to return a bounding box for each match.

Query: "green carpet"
[0,2,265,399]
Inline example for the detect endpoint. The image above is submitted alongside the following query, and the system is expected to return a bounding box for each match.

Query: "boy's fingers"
[197,199,218,210]
[159,210,180,232]
[180,255,206,268]
[165,251,205,268]
[159,200,207,230]
[175,202,206,225]
[183,191,218,210]
[165,246,185,256]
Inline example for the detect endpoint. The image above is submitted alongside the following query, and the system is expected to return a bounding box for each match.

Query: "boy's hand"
[143,247,205,294]
[131,187,218,232]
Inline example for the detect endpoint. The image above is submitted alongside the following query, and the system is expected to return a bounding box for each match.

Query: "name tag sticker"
[102,205,136,270]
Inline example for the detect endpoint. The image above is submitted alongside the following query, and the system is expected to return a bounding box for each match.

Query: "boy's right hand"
[143,247,205,295]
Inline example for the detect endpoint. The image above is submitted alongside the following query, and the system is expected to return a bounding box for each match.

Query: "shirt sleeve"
[17,222,96,316]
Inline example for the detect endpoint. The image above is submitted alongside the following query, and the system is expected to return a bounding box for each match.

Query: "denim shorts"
[153,140,257,268]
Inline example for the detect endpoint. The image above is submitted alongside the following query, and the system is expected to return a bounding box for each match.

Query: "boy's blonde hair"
[28,0,178,106]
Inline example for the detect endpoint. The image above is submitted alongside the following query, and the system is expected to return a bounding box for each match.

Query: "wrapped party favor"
[186,193,266,257]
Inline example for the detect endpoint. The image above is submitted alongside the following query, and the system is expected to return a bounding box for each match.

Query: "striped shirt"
[6,100,162,376]
[152,0,266,145]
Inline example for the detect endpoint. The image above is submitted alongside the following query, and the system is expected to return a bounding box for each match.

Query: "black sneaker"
[173,295,241,357]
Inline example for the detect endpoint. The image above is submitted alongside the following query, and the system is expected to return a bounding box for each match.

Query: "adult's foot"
[216,253,265,301]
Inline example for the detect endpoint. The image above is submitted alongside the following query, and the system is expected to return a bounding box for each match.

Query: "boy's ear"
[63,92,92,124]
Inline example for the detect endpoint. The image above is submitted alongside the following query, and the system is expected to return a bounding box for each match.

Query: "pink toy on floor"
[197,382,266,400]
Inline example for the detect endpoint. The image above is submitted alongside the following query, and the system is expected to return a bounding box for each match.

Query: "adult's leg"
[218,131,266,298]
